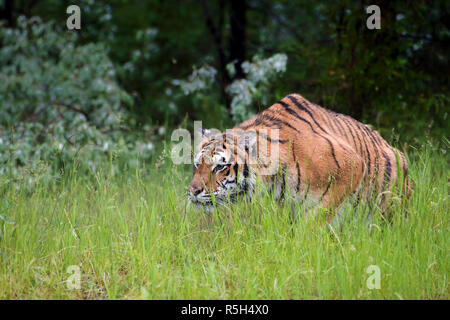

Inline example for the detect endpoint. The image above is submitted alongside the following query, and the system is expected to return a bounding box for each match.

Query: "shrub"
[0,17,154,186]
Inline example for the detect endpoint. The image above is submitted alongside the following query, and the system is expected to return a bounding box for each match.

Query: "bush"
[0,17,155,186]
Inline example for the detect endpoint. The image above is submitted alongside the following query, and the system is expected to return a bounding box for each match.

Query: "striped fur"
[188,93,411,220]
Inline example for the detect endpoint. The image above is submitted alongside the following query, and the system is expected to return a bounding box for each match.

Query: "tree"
[200,0,248,110]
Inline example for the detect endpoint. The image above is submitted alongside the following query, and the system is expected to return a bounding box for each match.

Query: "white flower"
[168,102,177,111]
[158,127,166,135]
[172,65,217,95]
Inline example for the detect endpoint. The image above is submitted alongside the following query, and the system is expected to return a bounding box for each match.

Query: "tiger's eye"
[213,164,229,173]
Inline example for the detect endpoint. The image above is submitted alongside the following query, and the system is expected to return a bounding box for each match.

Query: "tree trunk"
[200,0,231,109]
[0,0,14,26]
[229,0,246,79]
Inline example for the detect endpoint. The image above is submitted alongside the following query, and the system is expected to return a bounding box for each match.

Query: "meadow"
[0,145,448,299]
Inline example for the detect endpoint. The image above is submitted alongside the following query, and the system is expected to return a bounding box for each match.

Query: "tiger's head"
[188,130,254,209]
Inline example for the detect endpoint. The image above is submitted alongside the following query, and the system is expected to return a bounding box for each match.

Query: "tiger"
[188,93,411,222]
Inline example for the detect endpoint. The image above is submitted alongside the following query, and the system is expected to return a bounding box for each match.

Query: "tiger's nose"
[190,185,202,196]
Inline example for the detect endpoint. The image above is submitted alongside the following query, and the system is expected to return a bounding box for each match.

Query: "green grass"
[0,147,448,299]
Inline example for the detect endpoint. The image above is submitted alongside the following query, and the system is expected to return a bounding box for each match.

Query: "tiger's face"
[188,139,243,208]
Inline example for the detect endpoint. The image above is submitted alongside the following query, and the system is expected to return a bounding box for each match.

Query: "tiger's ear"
[195,128,214,140]
[194,128,209,152]
[194,127,221,152]
[201,128,212,138]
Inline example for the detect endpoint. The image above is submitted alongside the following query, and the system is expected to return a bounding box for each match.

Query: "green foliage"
[0,146,447,299]
[0,17,155,184]
[12,0,445,143]
[270,0,449,142]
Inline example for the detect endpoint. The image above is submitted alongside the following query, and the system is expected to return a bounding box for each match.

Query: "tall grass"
[0,146,448,299]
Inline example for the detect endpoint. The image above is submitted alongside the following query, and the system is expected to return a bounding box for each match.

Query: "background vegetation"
[0,0,448,299]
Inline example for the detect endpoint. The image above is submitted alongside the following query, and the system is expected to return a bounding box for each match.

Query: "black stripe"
[231,147,246,165]
[280,166,286,200]
[401,152,407,178]
[259,115,280,128]
[233,163,239,182]
[277,101,341,170]
[322,110,355,155]
[292,143,301,193]
[321,178,333,200]
[353,120,371,175]
[360,125,380,174]
[318,107,337,134]
[369,131,381,180]
[362,125,382,149]
[239,113,282,130]
[333,116,350,141]
[243,161,249,178]
[321,108,343,137]
[401,153,408,192]
[368,128,386,148]
[256,129,288,144]
[222,133,228,142]
[243,179,249,193]
[278,100,315,129]
[239,114,301,148]
[223,132,250,165]
[268,115,301,135]
[239,118,264,130]
[324,112,340,135]
[346,118,364,155]
[244,138,250,154]
[303,183,310,202]
[287,95,328,134]
[262,112,302,135]
[360,125,380,181]
[354,122,371,178]
[341,117,358,152]
[382,151,392,186]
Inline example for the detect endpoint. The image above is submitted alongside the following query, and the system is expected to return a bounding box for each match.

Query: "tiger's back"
[237,93,411,211]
